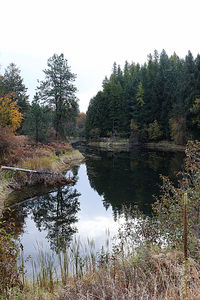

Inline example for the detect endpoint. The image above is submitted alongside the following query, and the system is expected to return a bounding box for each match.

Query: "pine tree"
[38,54,78,139]
[2,63,29,114]
[85,50,200,143]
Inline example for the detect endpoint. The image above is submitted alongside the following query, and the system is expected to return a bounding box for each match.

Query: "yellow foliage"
[0,94,23,130]
[147,120,163,141]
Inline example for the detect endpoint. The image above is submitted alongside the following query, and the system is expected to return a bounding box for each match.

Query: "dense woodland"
[1,49,200,155]
[86,50,200,145]
[0,54,87,161]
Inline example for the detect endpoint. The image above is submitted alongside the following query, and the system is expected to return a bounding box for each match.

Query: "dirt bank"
[0,140,84,214]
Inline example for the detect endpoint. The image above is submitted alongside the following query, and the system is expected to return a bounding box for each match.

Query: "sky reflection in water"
[2,149,185,275]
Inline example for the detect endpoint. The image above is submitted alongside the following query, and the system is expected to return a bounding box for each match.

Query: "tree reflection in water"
[85,149,184,219]
[30,185,80,252]
[1,167,81,252]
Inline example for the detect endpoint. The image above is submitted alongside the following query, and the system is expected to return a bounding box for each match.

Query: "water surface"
[2,148,184,273]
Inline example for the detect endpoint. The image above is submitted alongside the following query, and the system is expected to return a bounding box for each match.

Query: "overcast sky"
[1,0,200,112]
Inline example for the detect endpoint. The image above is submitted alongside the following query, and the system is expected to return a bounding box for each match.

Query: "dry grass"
[15,140,83,173]
[0,171,13,214]
[12,247,200,300]
[0,135,73,167]
[21,155,53,170]
[1,207,200,299]
[56,249,199,300]
[0,138,83,210]
[20,150,84,173]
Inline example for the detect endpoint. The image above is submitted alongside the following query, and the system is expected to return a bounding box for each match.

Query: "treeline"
[86,50,200,144]
[0,54,86,146]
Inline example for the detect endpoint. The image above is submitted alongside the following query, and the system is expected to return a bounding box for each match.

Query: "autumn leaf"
[0,94,23,130]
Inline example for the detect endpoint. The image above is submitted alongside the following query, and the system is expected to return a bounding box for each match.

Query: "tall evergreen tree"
[183,51,196,110]
[85,50,200,143]
[2,63,29,114]
[38,54,78,139]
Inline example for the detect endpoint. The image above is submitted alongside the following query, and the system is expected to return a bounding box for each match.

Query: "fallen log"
[1,166,59,174]
[1,166,74,190]
[2,166,38,173]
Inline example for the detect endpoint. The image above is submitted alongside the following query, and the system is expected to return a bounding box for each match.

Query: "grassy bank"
[1,141,200,299]
[0,137,84,212]
[1,227,200,300]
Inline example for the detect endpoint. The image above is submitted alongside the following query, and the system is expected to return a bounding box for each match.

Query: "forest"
[0,54,86,157]
[85,50,200,145]
[2,51,200,299]
[1,50,200,149]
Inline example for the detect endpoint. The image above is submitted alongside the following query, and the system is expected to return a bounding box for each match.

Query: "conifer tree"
[2,63,29,114]
[85,50,200,143]
[38,54,78,139]
[23,93,52,142]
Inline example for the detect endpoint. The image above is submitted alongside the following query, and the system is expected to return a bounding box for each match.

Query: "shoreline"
[0,149,84,215]
[1,138,184,211]
[88,138,185,152]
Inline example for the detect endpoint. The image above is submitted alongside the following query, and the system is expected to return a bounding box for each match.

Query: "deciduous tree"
[0,93,23,131]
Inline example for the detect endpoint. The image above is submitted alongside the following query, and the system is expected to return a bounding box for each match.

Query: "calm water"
[2,147,184,274]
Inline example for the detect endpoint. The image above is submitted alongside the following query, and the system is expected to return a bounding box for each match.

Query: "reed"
[30,237,101,288]
[182,192,189,300]
[58,250,69,284]
[2,226,200,299]
[31,245,56,292]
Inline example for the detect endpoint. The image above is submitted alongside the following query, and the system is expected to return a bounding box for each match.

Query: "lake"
[1,147,185,276]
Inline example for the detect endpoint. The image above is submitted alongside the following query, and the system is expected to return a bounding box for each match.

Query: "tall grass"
[0,170,13,207]
[21,155,53,171]
[0,221,23,299]
[2,221,200,299]
[31,236,104,286]
[1,204,198,299]
[28,243,200,299]
[13,222,199,300]
[183,192,189,300]
[19,150,83,173]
